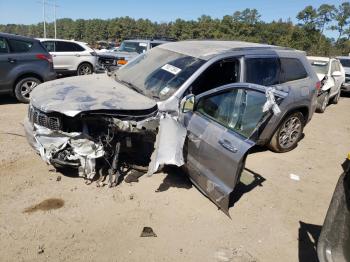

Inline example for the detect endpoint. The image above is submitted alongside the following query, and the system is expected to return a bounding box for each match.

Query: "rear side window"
[245,57,280,86]
[339,59,350,67]
[42,41,55,52]
[55,41,85,52]
[280,58,308,83]
[0,38,9,53]
[8,39,33,53]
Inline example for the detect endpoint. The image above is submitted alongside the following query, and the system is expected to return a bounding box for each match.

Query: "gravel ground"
[0,94,349,262]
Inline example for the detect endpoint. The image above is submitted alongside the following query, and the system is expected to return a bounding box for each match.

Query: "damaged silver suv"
[25,41,318,212]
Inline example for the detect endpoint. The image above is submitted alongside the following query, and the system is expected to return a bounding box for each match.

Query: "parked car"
[0,33,56,102]
[24,41,319,212]
[317,153,350,262]
[39,38,98,76]
[337,56,350,93]
[308,56,345,113]
[97,39,170,70]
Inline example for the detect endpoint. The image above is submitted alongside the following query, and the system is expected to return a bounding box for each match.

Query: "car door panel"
[185,84,272,214]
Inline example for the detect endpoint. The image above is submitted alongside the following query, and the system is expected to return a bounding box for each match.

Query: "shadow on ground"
[229,168,266,208]
[155,166,192,192]
[298,221,322,262]
[0,95,18,105]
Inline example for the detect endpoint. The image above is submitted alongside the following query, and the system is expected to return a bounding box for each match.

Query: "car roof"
[307,56,332,62]
[0,32,38,42]
[123,39,170,44]
[159,40,295,60]
[37,38,88,45]
[337,56,350,60]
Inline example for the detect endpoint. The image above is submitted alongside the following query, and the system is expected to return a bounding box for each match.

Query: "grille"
[28,106,61,131]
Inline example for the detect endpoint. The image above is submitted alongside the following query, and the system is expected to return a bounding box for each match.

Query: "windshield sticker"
[161,64,182,75]
[139,43,147,47]
[160,86,171,96]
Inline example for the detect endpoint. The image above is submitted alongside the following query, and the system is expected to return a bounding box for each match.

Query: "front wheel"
[77,63,93,76]
[316,92,329,113]
[14,77,41,103]
[268,112,305,153]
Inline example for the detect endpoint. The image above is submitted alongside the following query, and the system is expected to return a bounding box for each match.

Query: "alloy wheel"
[278,116,302,149]
[20,80,39,99]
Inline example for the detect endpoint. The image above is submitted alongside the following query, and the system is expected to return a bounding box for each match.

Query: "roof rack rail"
[123,35,177,41]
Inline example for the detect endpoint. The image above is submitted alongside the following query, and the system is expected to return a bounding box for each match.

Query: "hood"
[31,74,157,117]
[317,73,326,81]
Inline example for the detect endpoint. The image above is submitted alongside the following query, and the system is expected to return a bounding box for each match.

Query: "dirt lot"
[0,94,349,262]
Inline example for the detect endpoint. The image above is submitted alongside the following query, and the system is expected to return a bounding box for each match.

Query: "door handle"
[8,58,16,63]
[75,54,80,57]
[218,139,238,153]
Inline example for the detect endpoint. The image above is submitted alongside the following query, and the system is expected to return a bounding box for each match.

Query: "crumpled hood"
[30,74,157,117]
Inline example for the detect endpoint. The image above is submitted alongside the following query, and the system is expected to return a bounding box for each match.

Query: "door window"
[42,41,55,52]
[0,38,9,53]
[245,57,280,86]
[8,39,33,53]
[196,88,267,138]
[330,61,337,74]
[191,58,240,95]
[55,41,85,52]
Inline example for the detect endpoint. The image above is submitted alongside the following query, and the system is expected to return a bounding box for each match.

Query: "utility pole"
[42,0,46,38]
[54,0,57,38]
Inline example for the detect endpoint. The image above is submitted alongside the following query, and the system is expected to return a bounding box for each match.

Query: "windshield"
[309,60,329,75]
[115,47,206,100]
[118,41,148,54]
[339,59,350,68]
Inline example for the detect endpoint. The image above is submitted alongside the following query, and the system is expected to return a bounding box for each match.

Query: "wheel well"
[267,106,309,143]
[77,61,93,69]
[13,73,43,93]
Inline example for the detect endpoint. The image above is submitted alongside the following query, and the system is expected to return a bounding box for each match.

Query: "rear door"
[185,83,281,213]
[0,36,13,91]
[53,41,79,70]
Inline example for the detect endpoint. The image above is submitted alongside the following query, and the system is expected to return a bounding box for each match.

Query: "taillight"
[36,53,53,64]
[315,81,321,90]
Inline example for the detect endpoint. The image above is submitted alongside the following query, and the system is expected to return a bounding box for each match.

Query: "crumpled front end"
[24,102,187,186]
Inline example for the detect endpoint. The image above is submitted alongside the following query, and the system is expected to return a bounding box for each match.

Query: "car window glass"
[0,38,9,53]
[196,89,266,138]
[191,59,240,95]
[331,61,337,73]
[245,57,280,86]
[42,41,55,52]
[55,41,84,52]
[339,59,350,68]
[335,61,341,72]
[8,39,33,53]
[280,58,308,82]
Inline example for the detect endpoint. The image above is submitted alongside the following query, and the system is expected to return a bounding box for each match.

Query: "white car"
[38,38,97,76]
[308,56,345,113]
[337,56,350,92]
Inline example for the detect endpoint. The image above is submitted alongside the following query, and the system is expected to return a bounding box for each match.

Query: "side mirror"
[180,94,195,113]
[332,71,342,77]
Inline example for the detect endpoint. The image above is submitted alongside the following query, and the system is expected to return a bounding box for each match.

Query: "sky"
[0,0,345,38]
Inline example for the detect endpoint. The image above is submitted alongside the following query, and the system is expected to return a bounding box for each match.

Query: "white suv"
[39,38,97,76]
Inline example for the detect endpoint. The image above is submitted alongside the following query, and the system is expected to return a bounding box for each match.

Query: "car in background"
[39,38,98,76]
[97,39,170,70]
[308,56,345,113]
[337,56,350,93]
[0,33,56,103]
[317,153,350,262]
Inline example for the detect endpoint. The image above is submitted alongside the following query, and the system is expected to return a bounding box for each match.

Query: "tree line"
[0,2,349,56]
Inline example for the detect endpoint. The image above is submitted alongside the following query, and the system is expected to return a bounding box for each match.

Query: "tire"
[330,89,341,104]
[77,63,93,76]
[14,77,41,103]
[268,112,305,153]
[316,92,329,113]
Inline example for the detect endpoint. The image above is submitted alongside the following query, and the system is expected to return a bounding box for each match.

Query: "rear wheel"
[268,112,305,153]
[14,77,41,103]
[316,92,329,113]
[77,63,93,76]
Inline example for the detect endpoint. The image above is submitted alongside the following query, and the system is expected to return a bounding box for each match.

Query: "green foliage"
[1,3,350,55]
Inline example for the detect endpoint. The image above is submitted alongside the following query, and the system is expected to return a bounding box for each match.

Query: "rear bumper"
[43,71,57,82]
